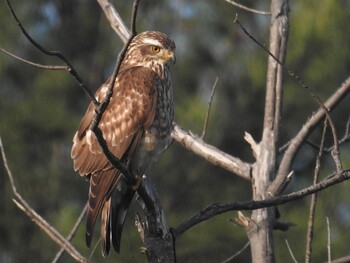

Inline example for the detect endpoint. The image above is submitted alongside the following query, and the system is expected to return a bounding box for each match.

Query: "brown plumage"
[71,31,175,256]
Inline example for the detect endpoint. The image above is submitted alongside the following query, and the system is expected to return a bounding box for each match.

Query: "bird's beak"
[165,50,176,64]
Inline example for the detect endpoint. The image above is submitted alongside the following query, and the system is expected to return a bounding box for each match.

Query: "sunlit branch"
[97,0,130,44]
[172,124,252,180]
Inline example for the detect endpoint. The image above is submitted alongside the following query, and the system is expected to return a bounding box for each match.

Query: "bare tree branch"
[270,76,350,195]
[0,137,89,263]
[201,76,219,139]
[285,239,298,263]
[220,241,250,263]
[225,0,271,15]
[51,202,88,263]
[97,0,130,44]
[4,0,98,107]
[327,217,331,263]
[0,47,70,70]
[305,118,327,263]
[172,124,252,180]
[173,169,350,238]
[325,255,350,263]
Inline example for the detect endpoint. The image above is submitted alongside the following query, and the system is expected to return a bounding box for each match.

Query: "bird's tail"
[100,180,135,256]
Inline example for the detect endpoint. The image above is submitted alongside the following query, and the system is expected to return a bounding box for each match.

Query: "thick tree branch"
[172,124,252,180]
[97,0,130,44]
[0,137,88,263]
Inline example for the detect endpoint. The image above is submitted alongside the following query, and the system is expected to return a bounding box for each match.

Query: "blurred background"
[1,0,350,262]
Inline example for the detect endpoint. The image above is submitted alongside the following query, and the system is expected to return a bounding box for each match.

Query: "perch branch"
[89,0,139,186]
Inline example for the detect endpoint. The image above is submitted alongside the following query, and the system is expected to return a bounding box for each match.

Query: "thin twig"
[0,47,70,71]
[4,0,98,107]
[234,15,342,174]
[220,241,250,263]
[327,217,331,263]
[305,118,328,263]
[201,76,219,139]
[0,137,88,263]
[325,115,350,152]
[51,202,88,263]
[259,113,349,154]
[225,0,271,15]
[285,239,298,263]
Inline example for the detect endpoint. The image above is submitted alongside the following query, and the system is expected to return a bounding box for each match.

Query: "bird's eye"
[151,46,161,53]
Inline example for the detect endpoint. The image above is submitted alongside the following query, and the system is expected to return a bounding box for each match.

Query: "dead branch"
[0,137,89,263]
[270,76,350,195]
[201,76,219,139]
[97,0,130,44]
[0,47,70,70]
[51,202,88,263]
[220,241,250,263]
[305,118,327,263]
[172,124,252,180]
[4,0,98,107]
[327,217,331,262]
[285,239,298,263]
[225,0,271,15]
[172,169,350,238]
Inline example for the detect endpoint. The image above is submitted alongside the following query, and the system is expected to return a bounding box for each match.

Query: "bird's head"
[124,31,176,68]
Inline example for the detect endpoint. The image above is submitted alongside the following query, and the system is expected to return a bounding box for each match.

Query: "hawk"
[71,31,175,256]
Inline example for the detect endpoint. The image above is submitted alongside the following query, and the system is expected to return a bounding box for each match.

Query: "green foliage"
[0,0,349,262]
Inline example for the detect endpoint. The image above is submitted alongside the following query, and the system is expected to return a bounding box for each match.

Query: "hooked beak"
[164,50,176,64]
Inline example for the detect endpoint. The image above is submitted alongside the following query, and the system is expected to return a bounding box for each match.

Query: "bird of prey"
[71,31,175,256]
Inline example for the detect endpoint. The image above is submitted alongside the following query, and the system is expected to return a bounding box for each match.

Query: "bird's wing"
[71,66,160,249]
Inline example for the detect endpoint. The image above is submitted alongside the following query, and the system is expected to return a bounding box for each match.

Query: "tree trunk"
[247,1,289,262]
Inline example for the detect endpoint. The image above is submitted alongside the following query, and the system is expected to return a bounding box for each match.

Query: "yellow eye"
[151,46,161,53]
